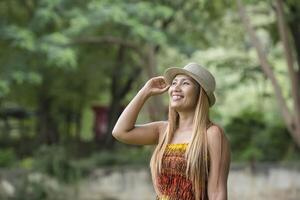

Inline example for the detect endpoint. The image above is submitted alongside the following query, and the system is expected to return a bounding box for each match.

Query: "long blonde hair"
[150,86,212,200]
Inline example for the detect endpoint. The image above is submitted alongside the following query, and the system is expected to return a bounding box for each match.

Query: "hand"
[142,76,170,97]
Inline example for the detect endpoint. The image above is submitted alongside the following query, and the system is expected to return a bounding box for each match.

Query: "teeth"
[172,95,183,100]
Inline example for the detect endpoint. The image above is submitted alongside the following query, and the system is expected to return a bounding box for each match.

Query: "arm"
[112,76,169,145]
[207,125,231,200]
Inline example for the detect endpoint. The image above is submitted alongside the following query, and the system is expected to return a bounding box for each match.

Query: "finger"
[163,82,170,88]
[155,75,165,79]
[164,85,170,91]
[158,81,167,88]
[160,85,170,92]
[155,76,168,83]
[153,85,168,93]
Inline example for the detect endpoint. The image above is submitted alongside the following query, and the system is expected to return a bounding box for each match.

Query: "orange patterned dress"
[155,143,196,200]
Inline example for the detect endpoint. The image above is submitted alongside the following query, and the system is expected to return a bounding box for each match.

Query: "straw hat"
[163,62,216,107]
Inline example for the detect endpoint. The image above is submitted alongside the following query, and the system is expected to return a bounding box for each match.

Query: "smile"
[172,95,184,101]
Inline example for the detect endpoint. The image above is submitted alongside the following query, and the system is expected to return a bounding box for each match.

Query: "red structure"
[92,105,109,141]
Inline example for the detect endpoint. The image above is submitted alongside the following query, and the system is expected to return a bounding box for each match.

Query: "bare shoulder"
[207,123,231,167]
[207,123,223,137]
[207,123,229,147]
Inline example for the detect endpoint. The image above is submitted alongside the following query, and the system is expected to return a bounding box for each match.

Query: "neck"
[177,110,195,131]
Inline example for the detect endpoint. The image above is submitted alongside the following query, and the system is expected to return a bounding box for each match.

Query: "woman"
[112,63,231,200]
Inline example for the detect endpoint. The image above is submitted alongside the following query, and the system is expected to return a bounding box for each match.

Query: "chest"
[170,129,192,144]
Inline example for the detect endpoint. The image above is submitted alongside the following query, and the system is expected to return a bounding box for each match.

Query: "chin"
[170,104,184,111]
[170,102,195,112]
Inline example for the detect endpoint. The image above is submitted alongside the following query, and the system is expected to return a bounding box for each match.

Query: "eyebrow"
[172,77,193,82]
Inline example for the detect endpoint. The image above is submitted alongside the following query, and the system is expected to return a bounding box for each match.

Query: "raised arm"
[207,125,231,200]
[112,76,169,145]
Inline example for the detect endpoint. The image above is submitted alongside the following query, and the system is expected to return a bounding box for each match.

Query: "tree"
[237,0,300,147]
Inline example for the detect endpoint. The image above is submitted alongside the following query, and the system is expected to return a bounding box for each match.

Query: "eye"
[183,81,190,85]
[171,81,177,85]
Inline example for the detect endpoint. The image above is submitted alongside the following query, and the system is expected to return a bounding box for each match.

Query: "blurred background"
[0,0,300,199]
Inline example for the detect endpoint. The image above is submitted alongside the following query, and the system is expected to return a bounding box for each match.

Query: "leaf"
[0,80,9,98]
[65,9,90,36]
[10,71,42,85]
[44,46,77,69]
[2,25,36,51]
[38,33,77,69]
[11,71,26,84]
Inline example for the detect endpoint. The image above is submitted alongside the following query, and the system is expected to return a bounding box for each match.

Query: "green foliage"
[0,0,299,166]
[84,0,172,44]
[225,109,266,161]
[33,145,81,183]
[76,146,152,174]
[19,157,34,170]
[39,33,77,68]
[11,71,42,85]
[29,144,151,184]
[0,80,10,98]
[0,148,17,167]
[93,145,152,166]
[31,0,64,30]
[2,25,36,51]
[255,123,300,161]
[13,173,66,200]
[225,108,300,162]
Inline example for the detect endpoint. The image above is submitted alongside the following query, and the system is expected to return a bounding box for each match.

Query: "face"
[168,74,200,112]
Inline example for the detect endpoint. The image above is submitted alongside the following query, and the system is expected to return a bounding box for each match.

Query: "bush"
[225,108,300,162]
[225,109,266,161]
[13,173,66,200]
[0,148,17,167]
[75,145,152,174]
[32,145,81,183]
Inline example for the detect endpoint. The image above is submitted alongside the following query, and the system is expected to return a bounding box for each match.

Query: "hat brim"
[163,67,216,107]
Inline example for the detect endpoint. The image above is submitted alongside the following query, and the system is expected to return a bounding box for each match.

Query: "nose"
[172,82,181,91]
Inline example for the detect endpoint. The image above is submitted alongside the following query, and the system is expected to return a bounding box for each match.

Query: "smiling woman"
[112,63,231,200]
[168,75,200,112]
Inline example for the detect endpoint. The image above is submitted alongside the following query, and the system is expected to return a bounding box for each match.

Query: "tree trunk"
[74,111,82,141]
[35,78,59,145]
[286,3,300,68]
[64,110,72,139]
[237,0,300,147]
[36,94,59,145]
[105,98,123,148]
[275,0,300,146]
[103,45,142,148]
[144,45,168,121]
